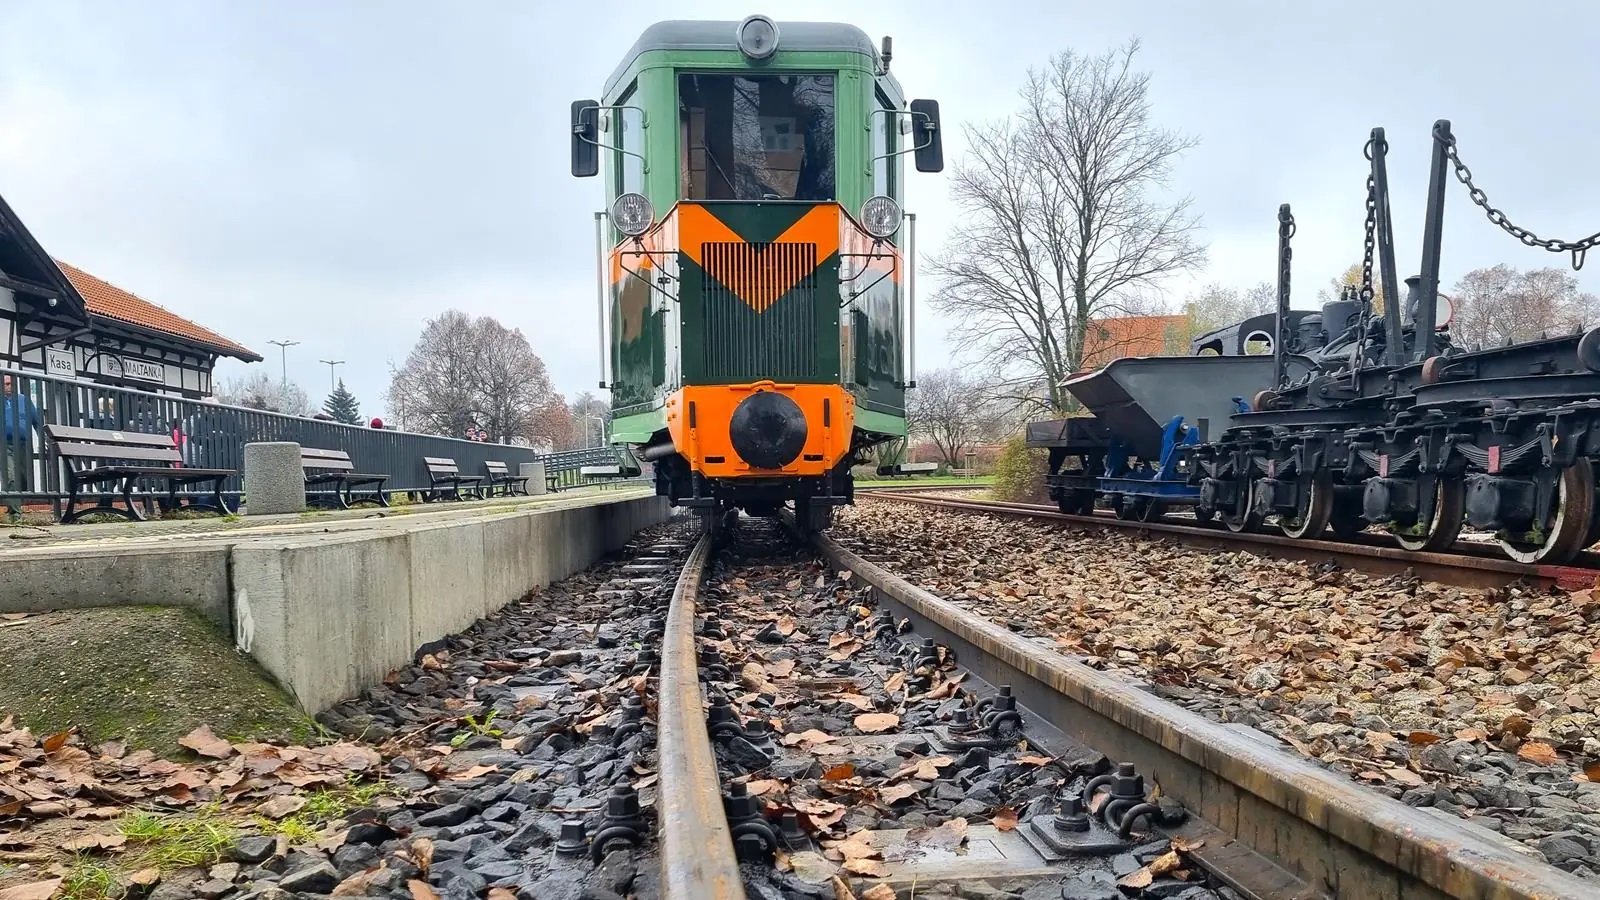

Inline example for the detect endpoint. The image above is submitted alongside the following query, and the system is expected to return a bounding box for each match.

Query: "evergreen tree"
[324,380,362,425]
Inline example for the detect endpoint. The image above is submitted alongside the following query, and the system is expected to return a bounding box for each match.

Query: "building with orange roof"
[1077,314,1189,371]
[0,191,258,398]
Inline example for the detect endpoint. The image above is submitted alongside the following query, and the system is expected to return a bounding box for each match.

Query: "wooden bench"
[302,447,389,509]
[483,460,530,497]
[46,424,236,523]
[424,457,484,501]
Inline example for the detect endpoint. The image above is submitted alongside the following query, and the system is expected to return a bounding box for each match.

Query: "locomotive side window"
[871,89,898,207]
[614,84,646,197]
[679,73,836,201]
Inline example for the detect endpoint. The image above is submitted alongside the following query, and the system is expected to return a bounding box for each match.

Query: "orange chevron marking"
[678,204,840,313]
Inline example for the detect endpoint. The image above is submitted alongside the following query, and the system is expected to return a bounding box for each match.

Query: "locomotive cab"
[571,18,942,530]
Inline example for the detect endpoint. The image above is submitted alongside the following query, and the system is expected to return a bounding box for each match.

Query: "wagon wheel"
[1390,476,1464,552]
[1279,471,1334,540]
[1221,480,1260,534]
[1056,489,1094,516]
[1192,506,1216,525]
[1499,459,1595,565]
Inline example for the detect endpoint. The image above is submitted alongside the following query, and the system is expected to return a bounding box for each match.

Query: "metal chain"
[1436,123,1600,270]
[1360,174,1377,301]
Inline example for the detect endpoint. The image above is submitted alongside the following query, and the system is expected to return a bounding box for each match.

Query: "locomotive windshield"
[678,73,836,202]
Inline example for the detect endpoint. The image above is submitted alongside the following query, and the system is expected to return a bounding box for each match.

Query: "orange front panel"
[665,381,855,478]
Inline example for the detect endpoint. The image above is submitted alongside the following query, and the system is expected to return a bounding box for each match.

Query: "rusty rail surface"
[855,489,1599,591]
[813,532,1594,900]
[656,533,746,900]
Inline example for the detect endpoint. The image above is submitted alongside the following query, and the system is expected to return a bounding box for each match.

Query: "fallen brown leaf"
[1406,731,1442,746]
[1148,848,1183,876]
[177,725,234,759]
[823,763,855,781]
[1454,727,1490,742]
[257,795,307,819]
[486,890,518,900]
[1118,868,1155,889]
[40,730,71,754]
[1015,754,1054,767]
[879,782,924,804]
[1518,741,1560,766]
[842,857,888,876]
[410,837,435,876]
[745,778,783,796]
[993,806,1019,831]
[883,672,906,694]
[61,833,127,852]
[775,614,797,636]
[861,886,896,900]
[0,878,62,900]
[1583,759,1600,782]
[127,868,161,887]
[407,879,441,900]
[854,713,899,733]
[829,875,858,900]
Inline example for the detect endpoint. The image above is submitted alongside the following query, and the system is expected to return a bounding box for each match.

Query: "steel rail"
[812,531,1596,900]
[656,533,745,900]
[856,489,1599,591]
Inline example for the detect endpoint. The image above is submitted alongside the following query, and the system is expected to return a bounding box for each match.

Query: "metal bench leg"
[63,478,83,524]
[121,476,147,522]
[214,478,233,514]
[376,484,390,507]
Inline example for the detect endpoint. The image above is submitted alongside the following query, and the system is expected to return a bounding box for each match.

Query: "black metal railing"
[0,367,642,516]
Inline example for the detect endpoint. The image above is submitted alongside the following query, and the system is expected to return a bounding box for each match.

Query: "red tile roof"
[1080,314,1189,369]
[53,260,260,361]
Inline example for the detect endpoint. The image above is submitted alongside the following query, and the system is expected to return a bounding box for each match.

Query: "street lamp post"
[319,359,345,393]
[267,339,300,388]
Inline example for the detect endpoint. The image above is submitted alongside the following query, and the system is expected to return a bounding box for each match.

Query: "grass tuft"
[58,855,122,900]
[118,810,237,868]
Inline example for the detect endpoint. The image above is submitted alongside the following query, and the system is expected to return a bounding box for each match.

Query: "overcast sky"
[4,1,1599,415]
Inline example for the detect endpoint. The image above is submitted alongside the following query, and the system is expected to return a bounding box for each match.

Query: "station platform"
[0,486,671,712]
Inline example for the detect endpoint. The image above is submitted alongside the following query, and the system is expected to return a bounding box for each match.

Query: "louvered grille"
[700,242,817,381]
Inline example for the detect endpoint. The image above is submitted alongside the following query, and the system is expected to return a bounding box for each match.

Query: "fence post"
[244,442,305,515]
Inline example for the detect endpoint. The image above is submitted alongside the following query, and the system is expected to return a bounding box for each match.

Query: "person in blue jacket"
[2,373,41,521]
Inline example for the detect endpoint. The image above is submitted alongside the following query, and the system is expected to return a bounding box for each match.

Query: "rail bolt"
[724,782,761,822]
[1054,796,1090,833]
[606,784,642,820]
[554,820,588,857]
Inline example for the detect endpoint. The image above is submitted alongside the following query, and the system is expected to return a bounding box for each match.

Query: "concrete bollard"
[243,442,306,515]
[521,460,548,495]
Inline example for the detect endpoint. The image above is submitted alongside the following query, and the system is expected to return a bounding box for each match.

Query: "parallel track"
[856,488,1600,590]
[811,529,1596,900]
[655,532,746,900]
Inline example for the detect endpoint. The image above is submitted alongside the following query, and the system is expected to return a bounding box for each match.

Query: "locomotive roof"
[604,19,894,98]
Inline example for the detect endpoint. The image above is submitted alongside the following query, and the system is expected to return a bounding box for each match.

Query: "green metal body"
[600,28,908,448]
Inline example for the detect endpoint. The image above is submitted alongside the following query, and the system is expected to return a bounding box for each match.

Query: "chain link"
[1361,174,1377,301]
[1436,123,1600,270]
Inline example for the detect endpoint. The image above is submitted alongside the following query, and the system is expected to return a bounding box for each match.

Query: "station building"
[0,191,259,399]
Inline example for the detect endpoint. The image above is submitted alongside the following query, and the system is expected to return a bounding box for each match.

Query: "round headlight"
[860,195,902,239]
[610,192,654,237]
[735,15,779,60]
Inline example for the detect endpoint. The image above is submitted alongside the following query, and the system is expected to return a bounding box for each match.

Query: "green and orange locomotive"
[571,17,943,530]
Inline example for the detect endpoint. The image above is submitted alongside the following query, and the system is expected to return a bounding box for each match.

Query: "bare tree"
[216,370,313,415]
[907,368,1005,467]
[1452,265,1598,350]
[386,310,566,446]
[930,41,1205,415]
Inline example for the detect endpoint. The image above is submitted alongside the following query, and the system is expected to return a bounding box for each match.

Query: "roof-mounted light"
[736,15,779,60]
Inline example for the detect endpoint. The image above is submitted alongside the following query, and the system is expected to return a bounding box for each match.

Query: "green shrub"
[990,436,1048,502]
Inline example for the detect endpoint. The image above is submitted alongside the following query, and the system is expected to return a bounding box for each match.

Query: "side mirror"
[571,100,599,178]
[909,99,943,173]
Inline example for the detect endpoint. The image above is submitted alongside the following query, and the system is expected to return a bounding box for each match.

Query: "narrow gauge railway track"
[856,489,1600,591]
[811,531,1596,900]
[647,514,1593,899]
